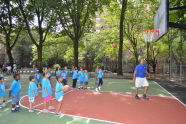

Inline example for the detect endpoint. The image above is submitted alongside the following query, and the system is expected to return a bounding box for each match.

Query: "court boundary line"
[153,81,186,107]
[32,90,74,108]
[88,89,174,99]
[19,90,123,124]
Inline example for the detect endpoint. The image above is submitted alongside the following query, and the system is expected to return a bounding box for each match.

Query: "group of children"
[0,66,104,115]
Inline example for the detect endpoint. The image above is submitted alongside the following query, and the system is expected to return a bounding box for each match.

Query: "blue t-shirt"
[56,70,62,76]
[34,73,42,80]
[61,71,67,79]
[134,64,147,78]
[28,81,38,97]
[0,73,4,78]
[41,78,53,98]
[97,71,104,79]
[0,82,6,97]
[72,70,78,79]
[55,82,64,100]
[78,71,84,81]
[9,80,21,96]
[84,73,89,82]
[66,69,70,76]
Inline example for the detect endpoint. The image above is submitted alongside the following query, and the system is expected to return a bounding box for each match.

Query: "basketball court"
[19,89,186,124]
[0,75,185,124]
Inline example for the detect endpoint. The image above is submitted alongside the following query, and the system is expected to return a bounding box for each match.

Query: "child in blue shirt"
[9,74,21,113]
[41,72,54,113]
[96,68,104,92]
[83,69,89,89]
[55,76,65,116]
[61,69,67,85]
[55,67,62,77]
[72,67,78,88]
[28,75,38,112]
[0,77,6,108]
[34,70,42,88]
[64,66,70,77]
[77,68,84,89]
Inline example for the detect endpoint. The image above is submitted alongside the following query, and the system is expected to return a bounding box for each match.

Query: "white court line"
[88,89,174,98]
[32,89,74,108]
[153,81,186,107]
[19,90,123,124]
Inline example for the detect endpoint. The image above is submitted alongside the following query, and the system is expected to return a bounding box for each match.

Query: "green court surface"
[0,75,171,124]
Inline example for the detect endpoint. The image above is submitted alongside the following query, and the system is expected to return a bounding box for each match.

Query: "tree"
[117,0,128,75]
[32,33,73,66]
[55,0,109,67]
[16,0,55,70]
[0,0,22,65]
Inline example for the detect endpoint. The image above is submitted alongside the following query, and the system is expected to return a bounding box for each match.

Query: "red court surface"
[20,90,186,124]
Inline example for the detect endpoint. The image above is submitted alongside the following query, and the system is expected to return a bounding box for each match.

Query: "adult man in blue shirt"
[133,59,150,100]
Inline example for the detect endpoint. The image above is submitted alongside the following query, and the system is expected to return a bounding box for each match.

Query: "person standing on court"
[71,67,78,88]
[133,59,150,100]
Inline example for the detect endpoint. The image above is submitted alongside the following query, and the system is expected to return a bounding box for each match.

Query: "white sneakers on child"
[96,87,101,92]
[96,88,99,92]
[98,87,101,91]
[42,109,49,113]
[29,109,34,113]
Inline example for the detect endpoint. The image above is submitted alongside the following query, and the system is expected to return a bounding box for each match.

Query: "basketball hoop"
[143,30,160,42]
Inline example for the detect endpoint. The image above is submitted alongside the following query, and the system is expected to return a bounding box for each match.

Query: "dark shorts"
[62,79,67,85]
[84,82,88,85]
[97,78,103,86]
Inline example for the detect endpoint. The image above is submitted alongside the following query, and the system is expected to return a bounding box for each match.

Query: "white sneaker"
[59,113,64,118]
[42,109,49,113]
[29,109,34,113]
[98,87,101,91]
[95,88,99,92]
[48,106,55,110]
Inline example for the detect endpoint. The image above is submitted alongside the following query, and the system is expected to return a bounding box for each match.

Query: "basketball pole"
[147,41,150,73]
[168,28,173,80]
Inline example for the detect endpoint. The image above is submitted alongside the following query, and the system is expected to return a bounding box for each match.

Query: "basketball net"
[143,30,160,42]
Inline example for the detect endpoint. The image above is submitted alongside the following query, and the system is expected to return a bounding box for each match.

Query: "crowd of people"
[0,63,19,75]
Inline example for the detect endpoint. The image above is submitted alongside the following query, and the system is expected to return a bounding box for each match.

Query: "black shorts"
[84,82,88,85]
[97,78,103,86]
[62,79,67,85]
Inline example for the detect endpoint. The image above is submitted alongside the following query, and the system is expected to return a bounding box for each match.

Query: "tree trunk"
[117,0,127,76]
[6,46,14,65]
[134,49,139,65]
[6,36,14,67]
[85,55,89,70]
[37,44,43,71]
[152,64,156,73]
[73,38,79,68]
